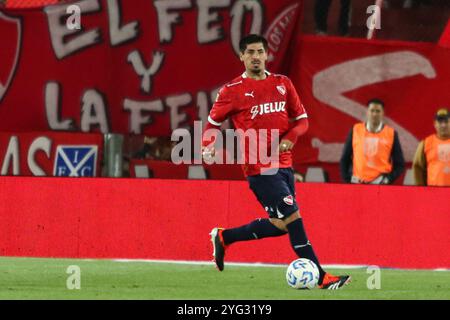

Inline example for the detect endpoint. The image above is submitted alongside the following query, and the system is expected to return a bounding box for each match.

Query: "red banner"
[291,35,450,164]
[439,19,450,48]
[4,0,58,8]
[1,1,449,170]
[0,132,103,176]
[0,177,448,269]
[0,0,301,135]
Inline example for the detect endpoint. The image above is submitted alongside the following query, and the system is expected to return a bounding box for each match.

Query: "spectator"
[314,0,352,36]
[412,108,450,186]
[134,136,174,161]
[340,98,405,184]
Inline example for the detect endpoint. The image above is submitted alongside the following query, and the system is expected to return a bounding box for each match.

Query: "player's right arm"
[202,86,234,160]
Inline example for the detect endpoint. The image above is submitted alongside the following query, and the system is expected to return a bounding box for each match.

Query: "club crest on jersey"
[250,101,286,119]
[276,85,286,96]
[283,195,294,206]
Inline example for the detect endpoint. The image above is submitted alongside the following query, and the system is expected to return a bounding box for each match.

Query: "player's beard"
[252,68,261,75]
[249,64,263,76]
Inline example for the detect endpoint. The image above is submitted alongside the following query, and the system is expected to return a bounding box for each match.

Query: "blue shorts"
[247,168,299,220]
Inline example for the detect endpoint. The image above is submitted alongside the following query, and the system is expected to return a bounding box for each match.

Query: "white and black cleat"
[319,275,351,290]
[210,227,226,272]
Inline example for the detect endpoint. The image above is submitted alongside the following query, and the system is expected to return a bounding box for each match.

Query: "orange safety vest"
[424,134,450,186]
[352,123,394,183]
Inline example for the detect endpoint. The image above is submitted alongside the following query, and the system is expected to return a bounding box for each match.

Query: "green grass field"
[0,257,448,300]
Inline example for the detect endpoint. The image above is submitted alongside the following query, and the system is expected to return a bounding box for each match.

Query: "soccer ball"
[286,258,320,289]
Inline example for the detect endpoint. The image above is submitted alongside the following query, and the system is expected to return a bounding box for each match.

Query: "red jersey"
[205,71,307,176]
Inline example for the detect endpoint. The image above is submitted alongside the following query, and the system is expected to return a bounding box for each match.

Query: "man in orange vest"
[413,108,450,186]
[340,98,405,184]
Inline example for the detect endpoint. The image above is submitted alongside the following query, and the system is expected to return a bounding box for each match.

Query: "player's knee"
[274,195,301,222]
[282,210,301,225]
[269,218,288,232]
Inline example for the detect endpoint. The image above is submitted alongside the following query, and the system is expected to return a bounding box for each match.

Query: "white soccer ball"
[286,258,320,289]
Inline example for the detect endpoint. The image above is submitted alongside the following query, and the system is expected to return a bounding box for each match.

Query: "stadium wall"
[0,177,448,269]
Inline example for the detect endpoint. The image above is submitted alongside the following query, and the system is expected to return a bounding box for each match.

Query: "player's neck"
[244,70,267,80]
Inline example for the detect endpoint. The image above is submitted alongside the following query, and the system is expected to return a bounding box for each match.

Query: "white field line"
[3,256,448,271]
[112,259,450,272]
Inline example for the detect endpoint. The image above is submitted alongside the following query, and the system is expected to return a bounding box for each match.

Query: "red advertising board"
[130,159,245,180]
[0,177,448,269]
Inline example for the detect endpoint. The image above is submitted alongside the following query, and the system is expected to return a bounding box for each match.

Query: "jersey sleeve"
[286,78,307,120]
[208,86,234,126]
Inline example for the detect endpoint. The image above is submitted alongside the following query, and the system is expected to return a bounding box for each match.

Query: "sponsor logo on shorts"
[283,195,294,206]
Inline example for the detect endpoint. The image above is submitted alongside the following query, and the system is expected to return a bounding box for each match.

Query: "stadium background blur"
[0,0,449,299]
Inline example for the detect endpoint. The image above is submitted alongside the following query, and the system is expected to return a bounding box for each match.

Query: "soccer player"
[202,34,350,290]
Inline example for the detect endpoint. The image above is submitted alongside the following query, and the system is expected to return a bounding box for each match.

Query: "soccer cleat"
[210,227,227,271]
[318,273,351,290]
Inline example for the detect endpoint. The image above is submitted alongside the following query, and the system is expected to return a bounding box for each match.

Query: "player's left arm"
[280,78,309,152]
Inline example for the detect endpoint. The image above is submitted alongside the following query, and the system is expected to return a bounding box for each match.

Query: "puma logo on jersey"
[250,101,286,119]
[245,91,254,98]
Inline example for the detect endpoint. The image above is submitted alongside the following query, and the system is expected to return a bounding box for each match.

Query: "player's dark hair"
[239,34,269,53]
[367,98,385,109]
